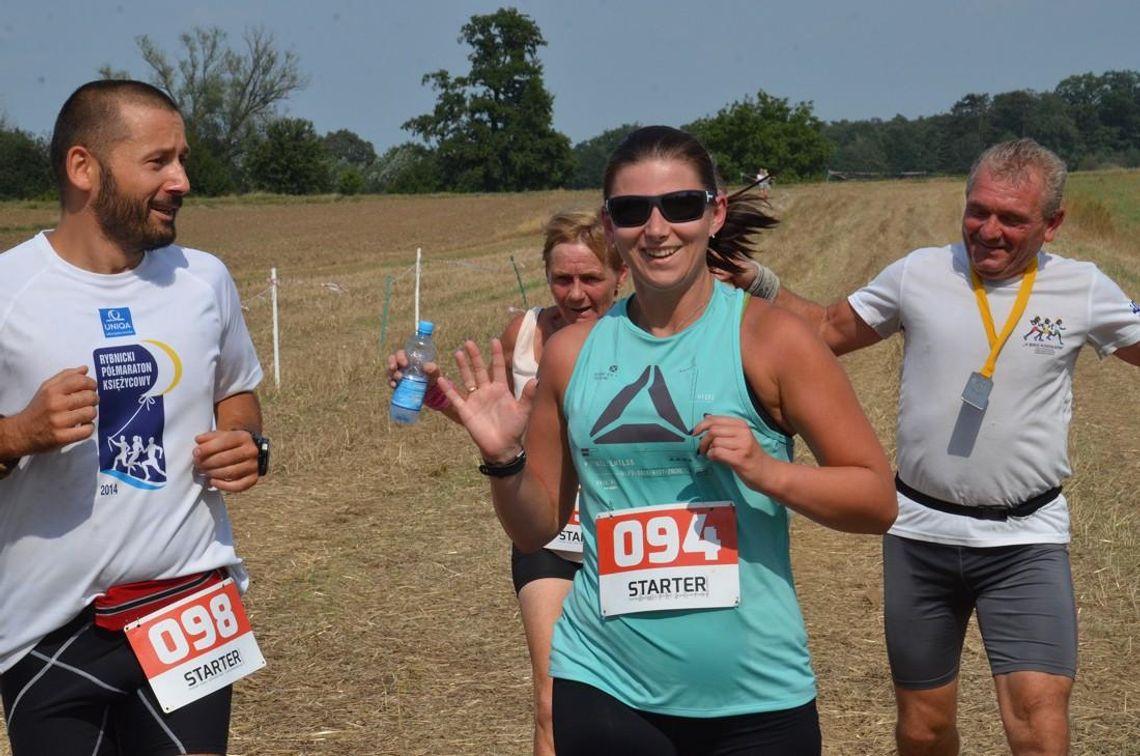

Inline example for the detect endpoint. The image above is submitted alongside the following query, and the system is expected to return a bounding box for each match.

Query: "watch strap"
[249,431,270,476]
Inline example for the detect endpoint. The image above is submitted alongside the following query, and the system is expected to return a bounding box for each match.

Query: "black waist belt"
[895,475,1061,521]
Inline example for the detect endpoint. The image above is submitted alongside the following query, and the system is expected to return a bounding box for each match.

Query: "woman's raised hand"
[439,339,536,463]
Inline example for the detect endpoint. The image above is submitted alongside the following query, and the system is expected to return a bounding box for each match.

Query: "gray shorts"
[883,534,1077,689]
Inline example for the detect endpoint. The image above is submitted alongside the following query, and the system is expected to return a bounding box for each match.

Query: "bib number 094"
[596,502,739,617]
[611,512,722,568]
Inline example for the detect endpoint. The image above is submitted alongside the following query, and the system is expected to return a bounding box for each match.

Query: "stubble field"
[1,172,1137,754]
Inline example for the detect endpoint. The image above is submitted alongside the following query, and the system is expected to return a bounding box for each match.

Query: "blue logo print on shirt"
[99,308,136,338]
[95,342,181,491]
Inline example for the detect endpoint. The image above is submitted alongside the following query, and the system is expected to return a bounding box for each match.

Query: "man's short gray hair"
[966,138,1067,220]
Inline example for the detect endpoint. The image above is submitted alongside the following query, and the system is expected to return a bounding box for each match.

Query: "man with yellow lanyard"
[736,138,1140,756]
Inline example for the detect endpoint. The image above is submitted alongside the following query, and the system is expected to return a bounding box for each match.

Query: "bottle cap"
[417,320,434,335]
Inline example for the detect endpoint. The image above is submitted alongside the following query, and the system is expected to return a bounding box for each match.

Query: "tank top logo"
[1130,299,1139,316]
[94,340,182,490]
[589,366,688,444]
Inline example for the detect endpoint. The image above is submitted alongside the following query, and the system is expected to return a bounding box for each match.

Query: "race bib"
[596,502,739,617]
[545,502,583,559]
[125,579,266,712]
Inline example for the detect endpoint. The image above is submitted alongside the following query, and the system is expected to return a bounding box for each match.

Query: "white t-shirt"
[849,244,1140,547]
[0,232,263,672]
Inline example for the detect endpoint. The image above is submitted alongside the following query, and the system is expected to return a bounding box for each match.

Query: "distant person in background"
[435,125,896,755]
[0,80,268,756]
[388,210,627,756]
[733,138,1140,755]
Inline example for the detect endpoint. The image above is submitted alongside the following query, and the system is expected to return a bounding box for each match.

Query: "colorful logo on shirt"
[99,308,137,338]
[589,366,688,444]
[94,340,182,490]
[1021,315,1067,346]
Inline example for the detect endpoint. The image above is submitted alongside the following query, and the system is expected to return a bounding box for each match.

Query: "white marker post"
[414,247,422,328]
[270,267,281,388]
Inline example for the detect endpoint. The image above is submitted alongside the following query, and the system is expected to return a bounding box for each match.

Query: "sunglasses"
[604,190,716,227]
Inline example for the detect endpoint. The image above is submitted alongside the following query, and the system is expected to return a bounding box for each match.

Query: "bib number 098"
[147,593,241,665]
[611,512,722,568]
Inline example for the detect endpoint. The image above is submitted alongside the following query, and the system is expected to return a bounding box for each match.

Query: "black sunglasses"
[604,190,716,227]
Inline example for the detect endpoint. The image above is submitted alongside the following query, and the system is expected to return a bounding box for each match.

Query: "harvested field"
[1,173,1137,754]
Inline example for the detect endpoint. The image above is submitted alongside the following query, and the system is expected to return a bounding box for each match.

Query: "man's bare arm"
[727,258,884,356]
[1113,340,1140,366]
[193,391,263,493]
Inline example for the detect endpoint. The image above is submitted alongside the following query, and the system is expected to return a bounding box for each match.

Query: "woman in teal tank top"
[439,127,897,755]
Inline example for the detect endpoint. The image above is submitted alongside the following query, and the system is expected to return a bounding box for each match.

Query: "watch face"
[251,433,270,476]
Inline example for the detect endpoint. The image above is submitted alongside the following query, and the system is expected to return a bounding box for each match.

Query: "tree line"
[826,72,1140,177]
[2,8,1139,200]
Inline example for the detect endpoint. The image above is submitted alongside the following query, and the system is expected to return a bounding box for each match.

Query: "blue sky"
[2,0,1137,153]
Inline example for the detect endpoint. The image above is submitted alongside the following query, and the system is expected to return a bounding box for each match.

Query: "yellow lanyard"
[970,258,1037,379]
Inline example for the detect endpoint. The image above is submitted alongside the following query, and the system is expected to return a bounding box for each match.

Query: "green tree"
[1056,71,1140,166]
[130,26,307,193]
[322,129,376,196]
[938,93,992,173]
[366,142,441,194]
[570,123,640,189]
[686,91,832,182]
[403,7,573,191]
[825,119,888,173]
[337,167,365,196]
[322,129,377,168]
[184,130,235,196]
[988,90,1038,141]
[246,118,332,195]
[880,115,939,174]
[0,122,53,200]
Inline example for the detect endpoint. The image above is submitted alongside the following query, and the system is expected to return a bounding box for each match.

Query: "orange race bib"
[125,579,266,712]
[596,502,739,617]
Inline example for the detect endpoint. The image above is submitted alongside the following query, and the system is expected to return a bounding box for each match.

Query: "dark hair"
[603,126,777,276]
[50,80,180,191]
[603,126,718,198]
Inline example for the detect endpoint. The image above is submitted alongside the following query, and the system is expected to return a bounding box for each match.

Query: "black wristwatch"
[0,456,18,481]
[249,432,271,476]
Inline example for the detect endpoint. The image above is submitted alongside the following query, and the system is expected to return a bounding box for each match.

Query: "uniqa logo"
[99,307,137,338]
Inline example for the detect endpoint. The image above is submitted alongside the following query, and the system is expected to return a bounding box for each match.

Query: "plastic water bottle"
[390,320,437,425]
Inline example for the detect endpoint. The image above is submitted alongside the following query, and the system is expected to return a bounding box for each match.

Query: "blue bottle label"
[391,375,428,411]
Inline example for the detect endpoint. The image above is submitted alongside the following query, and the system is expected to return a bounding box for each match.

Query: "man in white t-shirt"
[0,80,268,755]
[736,139,1140,756]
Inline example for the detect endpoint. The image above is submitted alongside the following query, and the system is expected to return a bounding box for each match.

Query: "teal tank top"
[550,282,816,717]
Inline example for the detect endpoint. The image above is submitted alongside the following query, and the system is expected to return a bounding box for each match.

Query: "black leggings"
[1,609,231,756]
[552,678,821,756]
[510,543,580,594]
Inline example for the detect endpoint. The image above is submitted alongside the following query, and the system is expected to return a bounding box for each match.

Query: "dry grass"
[0,173,1137,755]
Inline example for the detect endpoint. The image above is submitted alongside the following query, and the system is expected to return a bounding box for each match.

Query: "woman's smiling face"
[604,158,725,295]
